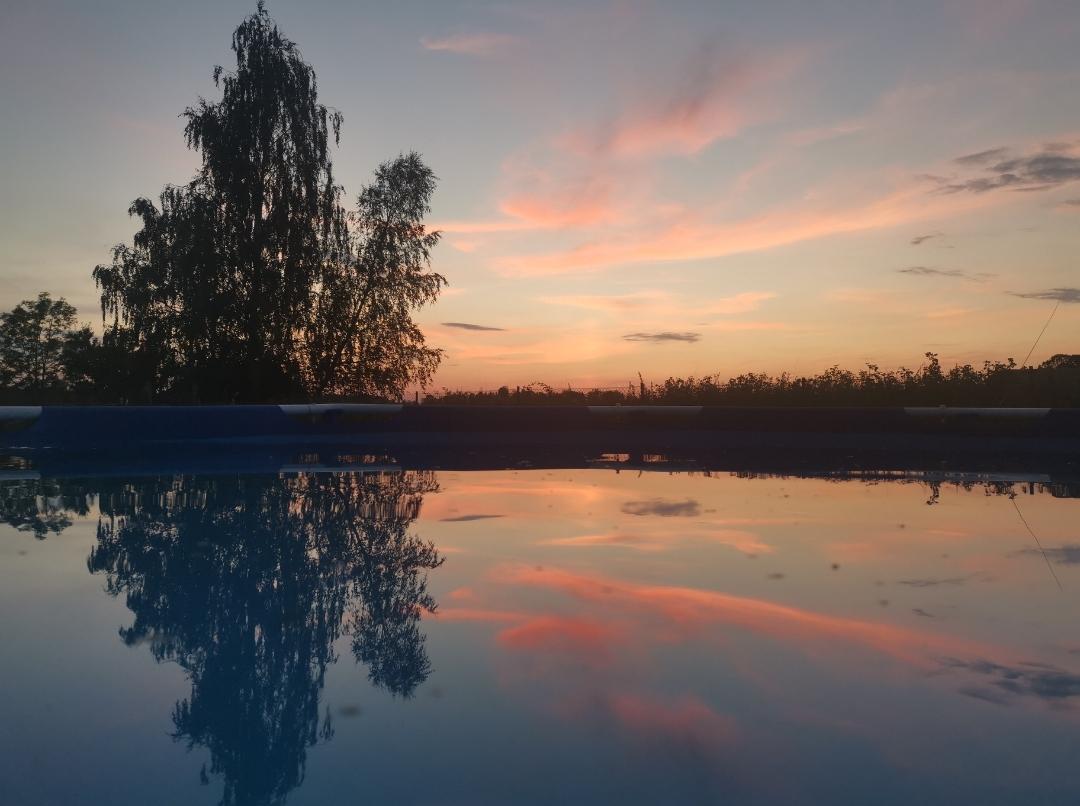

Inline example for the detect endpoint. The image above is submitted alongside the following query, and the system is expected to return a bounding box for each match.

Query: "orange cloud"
[420,32,520,56]
[437,327,638,366]
[540,290,776,318]
[494,564,994,666]
[543,528,770,554]
[498,182,996,276]
[498,615,621,667]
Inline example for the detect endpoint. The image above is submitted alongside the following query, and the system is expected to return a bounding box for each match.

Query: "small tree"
[0,292,81,393]
[304,153,445,399]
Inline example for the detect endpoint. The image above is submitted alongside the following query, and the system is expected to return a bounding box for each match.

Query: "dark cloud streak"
[941,657,1080,704]
[896,266,993,282]
[1013,542,1080,564]
[621,498,701,517]
[623,331,701,343]
[896,575,971,587]
[1010,288,1080,304]
[953,147,1010,166]
[442,322,506,331]
[937,144,1080,194]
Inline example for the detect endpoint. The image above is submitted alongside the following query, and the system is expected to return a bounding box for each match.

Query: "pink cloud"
[498,615,621,667]
[493,564,996,667]
[420,32,521,56]
[497,182,996,276]
[543,527,771,554]
[606,693,738,751]
[434,606,531,623]
[430,217,543,235]
[540,290,776,317]
[559,43,810,159]
[498,174,617,228]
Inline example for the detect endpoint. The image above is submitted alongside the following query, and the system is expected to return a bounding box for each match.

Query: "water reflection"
[5,469,441,805]
[2,463,1080,805]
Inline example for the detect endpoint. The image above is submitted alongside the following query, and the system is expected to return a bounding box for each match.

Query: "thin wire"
[1011,496,1062,591]
[1020,300,1060,369]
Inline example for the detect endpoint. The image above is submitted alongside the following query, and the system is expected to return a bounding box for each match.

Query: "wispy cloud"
[436,328,636,367]
[558,41,806,159]
[494,564,998,666]
[498,183,992,276]
[896,266,994,282]
[910,232,943,245]
[540,291,669,312]
[420,32,520,56]
[953,147,1010,166]
[1009,288,1080,303]
[541,291,775,317]
[1013,543,1080,564]
[897,575,973,587]
[942,657,1080,705]
[621,498,701,517]
[498,164,618,228]
[622,331,701,344]
[936,142,1080,193]
[441,322,507,332]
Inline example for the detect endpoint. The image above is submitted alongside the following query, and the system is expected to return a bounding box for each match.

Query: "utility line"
[1020,300,1060,369]
[1011,495,1062,591]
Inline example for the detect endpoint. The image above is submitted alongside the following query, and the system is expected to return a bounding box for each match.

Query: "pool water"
[1,462,1078,805]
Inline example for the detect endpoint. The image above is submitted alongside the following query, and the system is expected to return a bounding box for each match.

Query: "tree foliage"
[78,469,441,805]
[305,153,445,398]
[92,3,442,402]
[0,292,97,398]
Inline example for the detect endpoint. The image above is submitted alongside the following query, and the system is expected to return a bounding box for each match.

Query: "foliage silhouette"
[0,474,94,538]
[92,3,442,403]
[304,153,445,400]
[426,353,1080,407]
[76,469,442,806]
[0,292,97,399]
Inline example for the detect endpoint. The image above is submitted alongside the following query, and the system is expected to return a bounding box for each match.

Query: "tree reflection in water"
[77,469,442,806]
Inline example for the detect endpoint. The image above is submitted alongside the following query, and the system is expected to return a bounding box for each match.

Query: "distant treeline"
[2,293,1077,407]
[425,353,1080,408]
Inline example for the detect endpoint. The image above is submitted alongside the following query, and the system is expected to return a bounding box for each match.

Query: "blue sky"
[2,0,1079,388]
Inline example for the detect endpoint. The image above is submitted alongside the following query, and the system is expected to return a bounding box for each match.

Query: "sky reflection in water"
[1,465,1078,805]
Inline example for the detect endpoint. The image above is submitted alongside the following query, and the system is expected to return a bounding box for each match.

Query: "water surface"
[1,461,1078,805]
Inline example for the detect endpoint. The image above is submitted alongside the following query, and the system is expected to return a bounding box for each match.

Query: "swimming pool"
[2,452,1078,805]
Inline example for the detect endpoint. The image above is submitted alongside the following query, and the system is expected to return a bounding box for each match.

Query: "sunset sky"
[2,0,1079,389]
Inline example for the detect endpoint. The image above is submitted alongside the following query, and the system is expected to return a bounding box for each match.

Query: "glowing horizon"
[2,0,1078,390]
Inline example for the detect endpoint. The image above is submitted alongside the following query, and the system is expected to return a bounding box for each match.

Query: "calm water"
[2,460,1079,805]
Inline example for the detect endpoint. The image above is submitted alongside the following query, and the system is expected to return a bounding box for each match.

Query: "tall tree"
[0,292,80,393]
[93,4,443,402]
